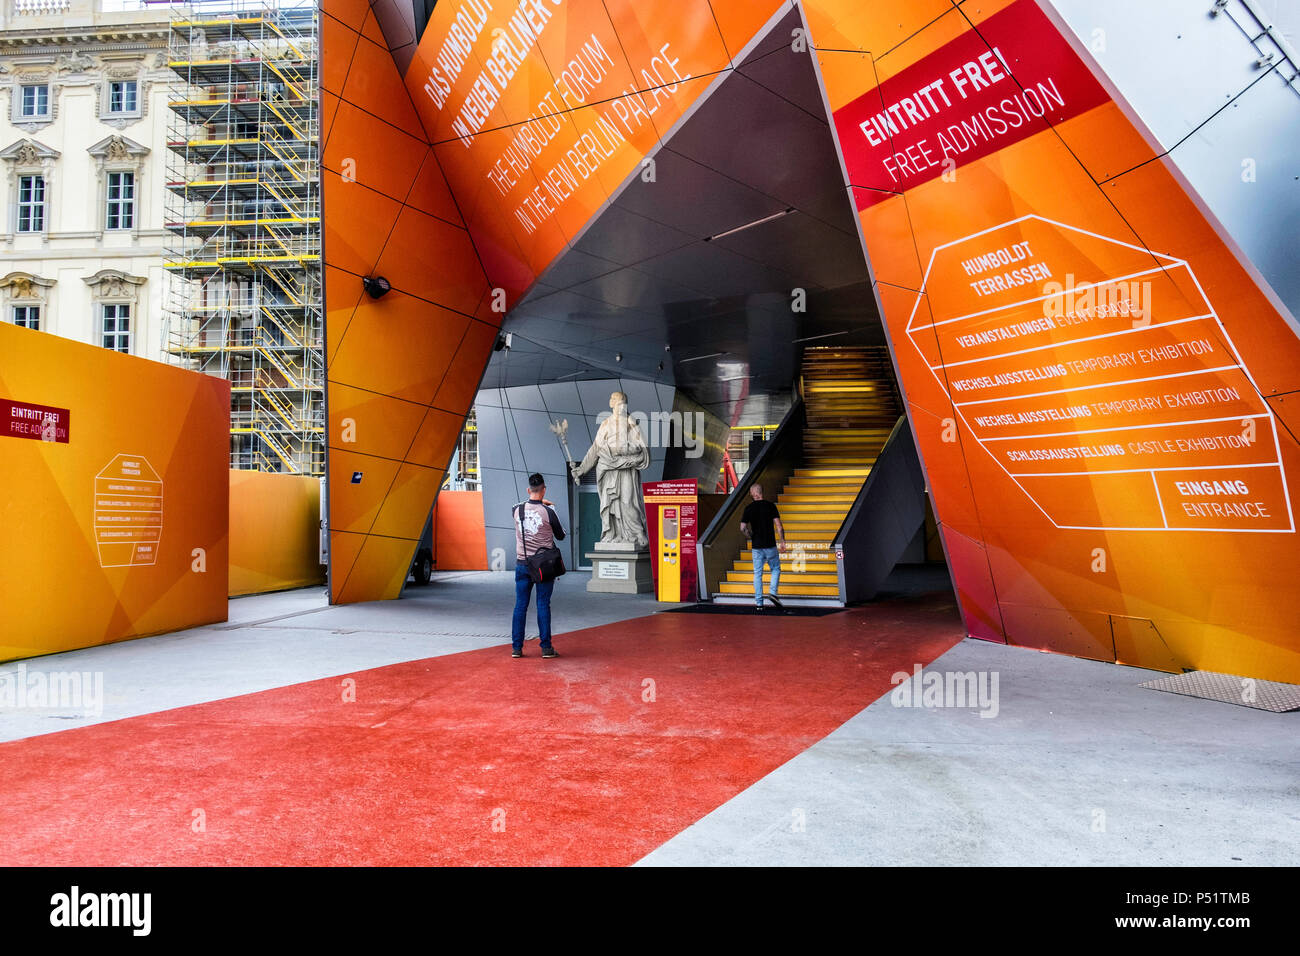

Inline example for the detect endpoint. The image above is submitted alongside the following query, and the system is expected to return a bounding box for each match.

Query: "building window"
[12,305,39,329]
[20,85,50,118]
[102,303,130,353]
[106,171,135,229]
[16,175,44,232]
[108,80,138,114]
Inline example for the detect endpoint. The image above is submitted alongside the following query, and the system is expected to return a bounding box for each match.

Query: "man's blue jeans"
[513,562,555,652]
[752,546,780,606]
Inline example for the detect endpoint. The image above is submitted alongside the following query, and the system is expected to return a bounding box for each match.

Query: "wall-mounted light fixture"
[493,332,513,352]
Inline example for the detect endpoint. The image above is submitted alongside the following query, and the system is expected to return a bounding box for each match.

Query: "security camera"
[361,276,390,299]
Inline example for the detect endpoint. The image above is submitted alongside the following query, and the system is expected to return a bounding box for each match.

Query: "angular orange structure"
[322,0,497,603]
[323,0,1300,682]
[0,323,230,661]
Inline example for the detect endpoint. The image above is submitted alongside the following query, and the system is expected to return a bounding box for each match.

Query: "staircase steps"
[717,348,905,601]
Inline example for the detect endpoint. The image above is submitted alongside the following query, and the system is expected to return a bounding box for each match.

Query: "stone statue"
[571,391,650,550]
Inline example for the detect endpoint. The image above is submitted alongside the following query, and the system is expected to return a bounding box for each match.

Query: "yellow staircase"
[717,347,900,602]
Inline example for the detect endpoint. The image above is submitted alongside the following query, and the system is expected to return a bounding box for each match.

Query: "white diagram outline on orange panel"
[906,214,1294,533]
[94,453,164,568]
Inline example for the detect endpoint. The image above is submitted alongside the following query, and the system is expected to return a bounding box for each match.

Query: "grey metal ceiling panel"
[713,209,872,291]
[664,71,847,223]
[633,241,806,298]
[529,248,625,294]
[737,40,832,121]
[615,147,789,239]
[566,262,712,314]
[483,2,885,422]
[569,205,698,268]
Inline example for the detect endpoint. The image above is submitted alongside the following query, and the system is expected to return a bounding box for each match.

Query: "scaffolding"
[163,0,323,475]
[442,408,479,490]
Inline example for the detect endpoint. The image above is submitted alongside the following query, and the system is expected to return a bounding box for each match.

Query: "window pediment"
[87,134,148,163]
[83,268,145,300]
[0,138,59,165]
[0,271,54,300]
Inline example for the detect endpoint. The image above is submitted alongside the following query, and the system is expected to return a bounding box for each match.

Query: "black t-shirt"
[741,499,781,549]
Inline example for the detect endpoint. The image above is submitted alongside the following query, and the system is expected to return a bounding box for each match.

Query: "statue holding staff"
[570,391,650,549]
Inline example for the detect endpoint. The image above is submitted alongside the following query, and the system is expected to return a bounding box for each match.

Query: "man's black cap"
[528,472,545,489]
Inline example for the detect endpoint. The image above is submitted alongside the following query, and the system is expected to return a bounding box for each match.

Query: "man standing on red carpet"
[512,472,566,658]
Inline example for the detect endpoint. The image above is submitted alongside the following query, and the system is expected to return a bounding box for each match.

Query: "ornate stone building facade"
[0,0,170,359]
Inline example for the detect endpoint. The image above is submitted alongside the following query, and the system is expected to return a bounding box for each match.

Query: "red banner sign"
[833,0,1108,207]
[3,398,69,444]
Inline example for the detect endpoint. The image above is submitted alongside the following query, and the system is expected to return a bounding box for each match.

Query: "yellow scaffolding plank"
[173,217,319,227]
[178,137,260,147]
[173,17,267,28]
[176,179,261,188]
[167,255,320,266]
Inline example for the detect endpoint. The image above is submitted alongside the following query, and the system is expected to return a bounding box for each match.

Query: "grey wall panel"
[1047,0,1300,323]
[477,378,675,569]
[646,450,666,483]
[481,467,527,526]
[838,420,927,603]
[484,528,516,567]
[664,389,729,484]
[1047,0,1266,151]
[535,381,586,418]
[495,384,547,412]
[511,408,570,475]
[575,379,622,418]
[1164,70,1300,320]
[617,379,662,418]
[476,392,527,570]
[624,378,670,483]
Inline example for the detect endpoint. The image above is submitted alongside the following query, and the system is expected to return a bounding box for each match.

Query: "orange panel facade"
[322,0,496,603]
[322,0,1300,683]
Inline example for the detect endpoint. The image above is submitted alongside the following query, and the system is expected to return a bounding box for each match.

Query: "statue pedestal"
[586,548,653,594]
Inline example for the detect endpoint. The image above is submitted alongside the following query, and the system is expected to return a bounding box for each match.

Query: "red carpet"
[0,595,962,866]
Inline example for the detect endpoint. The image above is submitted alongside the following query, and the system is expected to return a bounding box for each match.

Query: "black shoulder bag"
[518,502,567,583]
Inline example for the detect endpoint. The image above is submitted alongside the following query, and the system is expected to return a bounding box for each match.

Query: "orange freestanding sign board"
[0,323,230,661]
